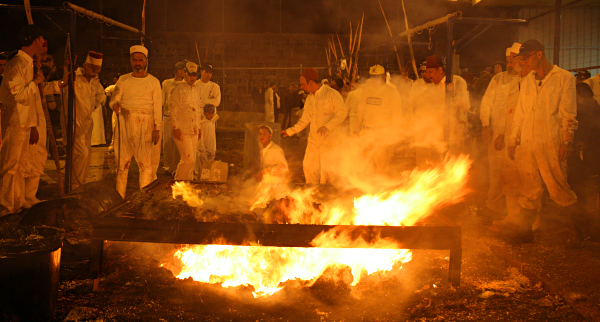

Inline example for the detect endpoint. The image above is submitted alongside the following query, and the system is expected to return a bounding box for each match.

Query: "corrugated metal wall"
[517,7,600,76]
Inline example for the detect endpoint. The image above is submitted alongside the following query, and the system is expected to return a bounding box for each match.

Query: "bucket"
[0,225,63,321]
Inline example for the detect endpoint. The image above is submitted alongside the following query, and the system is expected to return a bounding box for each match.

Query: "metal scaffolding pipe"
[63,1,153,42]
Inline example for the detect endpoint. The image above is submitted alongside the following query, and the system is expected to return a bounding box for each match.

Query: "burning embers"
[166,155,471,297]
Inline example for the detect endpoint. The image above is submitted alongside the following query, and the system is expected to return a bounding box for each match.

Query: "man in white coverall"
[479,43,522,223]
[161,61,185,174]
[280,68,347,184]
[408,62,431,114]
[264,82,276,122]
[110,45,162,198]
[355,65,403,174]
[0,25,66,216]
[169,62,202,181]
[506,39,578,244]
[70,51,106,189]
[415,55,470,166]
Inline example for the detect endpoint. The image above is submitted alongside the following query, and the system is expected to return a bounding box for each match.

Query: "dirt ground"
[6,130,600,321]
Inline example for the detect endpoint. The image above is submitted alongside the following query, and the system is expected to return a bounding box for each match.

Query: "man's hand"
[152,130,160,145]
[508,146,517,160]
[559,142,572,162]
[317,126,329,137]
[446,83,455,97]
[173,128,183,141]
[280,130,289,137]
[494,134,505,151]
[29,127,39,145]
[113,102,121,114]
[33,69,45,85]
[60,69,70,88]
[482,126,492,144]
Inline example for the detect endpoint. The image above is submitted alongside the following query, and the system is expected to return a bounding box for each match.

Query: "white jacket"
[285,85,348,146]
[261,141,288,182]
[356,81,403,129]
[509,66,578,206]
[161,78,182,116]
[109,73,162,130]
[169,82,202,135]
[345,86,363,134]
[480,71,520,136]
[73,67,106,134]
[0,50,40,128]
[196,80,221,108]
[198,119,216,158]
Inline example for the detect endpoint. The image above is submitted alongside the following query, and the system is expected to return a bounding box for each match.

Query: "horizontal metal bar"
[92,218,461,250]
[568,65,600,71]
[101,36,140,41]
[0,4,69,12]
[450,17,529,26]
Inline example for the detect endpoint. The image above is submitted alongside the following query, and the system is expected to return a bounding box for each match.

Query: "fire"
[168,155,471,297]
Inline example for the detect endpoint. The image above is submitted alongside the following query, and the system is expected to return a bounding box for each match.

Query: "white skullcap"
[369,64,385,75]
[510,42,522,54]
[130,45,148,57]
[260,125,273,134]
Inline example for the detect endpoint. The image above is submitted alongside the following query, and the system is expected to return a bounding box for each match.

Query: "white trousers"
[303,140,330,185]
[114,113,154,198]
[0,126,30,214]
[91,107,106,146]
[71,126,93,189]
[173,133,198,181]
[162,115,180,173]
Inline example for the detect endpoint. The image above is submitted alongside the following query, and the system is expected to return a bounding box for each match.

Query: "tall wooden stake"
[378,0,403,74]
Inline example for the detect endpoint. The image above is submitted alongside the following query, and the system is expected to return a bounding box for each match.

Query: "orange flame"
[168,155,471,297]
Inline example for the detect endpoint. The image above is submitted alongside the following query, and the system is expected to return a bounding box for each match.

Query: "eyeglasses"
[521,51,538,61]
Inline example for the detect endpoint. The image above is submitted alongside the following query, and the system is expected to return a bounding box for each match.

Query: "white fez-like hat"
[85,51,103,65]
[505,48,512,56]
[510,42,522,54]
[130,45,148,57]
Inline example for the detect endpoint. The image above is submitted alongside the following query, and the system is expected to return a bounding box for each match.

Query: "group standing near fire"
[0,22,598,248]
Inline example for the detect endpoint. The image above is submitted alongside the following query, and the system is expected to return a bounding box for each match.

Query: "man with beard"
[415,55,470,166]
[0,25,67,216]
[110,45,162,198]
[161,61,185,174]
[280,68,347,184]
[506,39,578,244]
[70,51,106,189]
[479,43,523,224]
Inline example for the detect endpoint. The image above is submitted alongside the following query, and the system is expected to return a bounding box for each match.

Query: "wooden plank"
[92,219,460,250]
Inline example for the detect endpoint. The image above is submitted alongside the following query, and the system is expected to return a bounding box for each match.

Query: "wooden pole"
[401,0,419,78]
[141,0,147,46]
[352,14,364,82]
[195,41,201,64]
[378,0,403,74]
[336,31,345,58]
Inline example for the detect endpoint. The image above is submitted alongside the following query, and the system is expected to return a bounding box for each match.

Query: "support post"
[90,239,104,291]
[553,0,562,65]
[448,248,462,286]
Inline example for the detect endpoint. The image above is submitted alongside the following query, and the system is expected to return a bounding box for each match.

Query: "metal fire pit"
[90,179,462,290]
